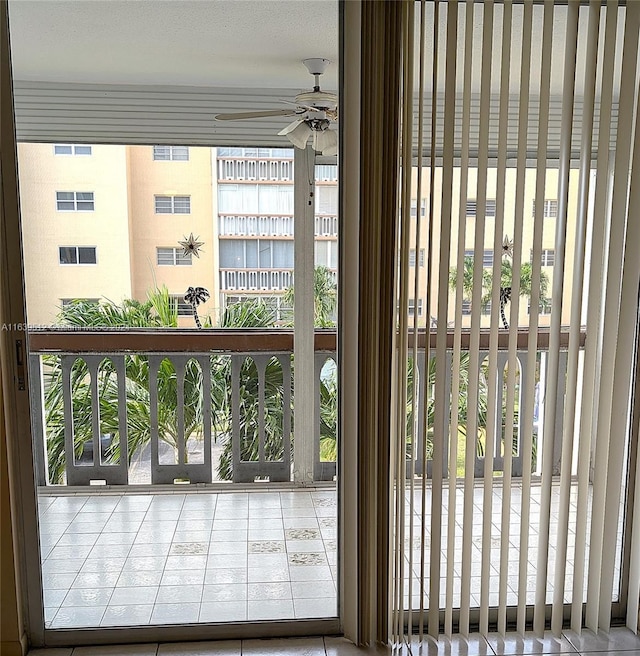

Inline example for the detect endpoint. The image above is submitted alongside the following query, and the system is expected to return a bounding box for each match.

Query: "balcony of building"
[28,327,624,630]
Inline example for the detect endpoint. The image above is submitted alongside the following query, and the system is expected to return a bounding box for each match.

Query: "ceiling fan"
[214,58,338,156]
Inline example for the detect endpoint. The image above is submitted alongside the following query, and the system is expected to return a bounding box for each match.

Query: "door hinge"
[15,339,25,390]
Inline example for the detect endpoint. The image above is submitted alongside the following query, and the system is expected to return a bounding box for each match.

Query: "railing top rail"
[28,328,584,354]
[409,327,586,350]
[28,329,337,354]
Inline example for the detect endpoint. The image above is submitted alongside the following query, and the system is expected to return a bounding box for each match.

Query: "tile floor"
[25,628,640,655]
[38,482,623,631]
[38,489,338,628]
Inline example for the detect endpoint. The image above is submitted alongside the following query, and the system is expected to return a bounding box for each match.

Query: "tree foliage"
[43,287,337,484]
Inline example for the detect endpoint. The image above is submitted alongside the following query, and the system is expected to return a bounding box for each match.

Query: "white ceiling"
[7,0,339,90]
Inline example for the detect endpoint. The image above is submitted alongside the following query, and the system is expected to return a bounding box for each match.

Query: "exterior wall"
[409,166,580,328]
[16,146,580,331]
[17,143,132,325]
[128,145,218,326]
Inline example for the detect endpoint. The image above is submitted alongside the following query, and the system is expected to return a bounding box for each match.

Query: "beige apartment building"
[17,142,573,329]
[411,166,577,328]
[16,144,339,327]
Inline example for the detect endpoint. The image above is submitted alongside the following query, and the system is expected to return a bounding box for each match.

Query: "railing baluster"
[28,353,47,486]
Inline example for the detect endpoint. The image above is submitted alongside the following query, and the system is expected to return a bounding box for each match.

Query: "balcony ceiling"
[7,0,338,146]
[7,0,339,89]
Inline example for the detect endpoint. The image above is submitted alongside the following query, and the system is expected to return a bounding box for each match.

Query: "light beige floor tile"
[157,640,241,655]
[73,644,158,656]
[242,636,325,655]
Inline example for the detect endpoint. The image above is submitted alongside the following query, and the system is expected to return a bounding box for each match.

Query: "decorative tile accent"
[312,496,336,507]
[324,539,337,551]
[318,517,336,527]
[248,540,285,553]
[285,528,320,540]
[288,552,326,565]
[169,542,208,555]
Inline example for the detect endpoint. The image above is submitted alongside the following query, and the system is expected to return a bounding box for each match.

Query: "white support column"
[293,145,316,484]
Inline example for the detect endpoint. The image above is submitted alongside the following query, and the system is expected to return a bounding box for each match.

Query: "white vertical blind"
[391,0,640,644]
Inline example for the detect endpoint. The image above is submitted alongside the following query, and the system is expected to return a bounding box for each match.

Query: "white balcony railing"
[219,214,294,237]
[219,215,338,238]
[220,268,293,291]
[314,215,338,237]
[28,330,338,487]
[218,158,293,182]
[27,329,583,488]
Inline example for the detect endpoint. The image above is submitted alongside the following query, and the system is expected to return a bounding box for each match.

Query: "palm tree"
[449,255,549,324]
[184,286,210,329]
[43,289,338,483]
[283,265,337,328]
[448,256,493,313]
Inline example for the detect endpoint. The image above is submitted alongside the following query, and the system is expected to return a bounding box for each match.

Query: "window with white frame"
[218,184,293,215]
[153,146,189,161]
[219,239,294,269]
[541,249,555,266]
[408,298,423,317]
[170,295,193,316]
[59,246,96,265]
[466,199,497,217]
[532,199,558,218]
[462,299,472,315]
[155,195,191,214]
[409,248,425,267]
[56,191,94,211]
[156,247,192,266]
[225,294,292,322]
[410,199,426,216]
[528,298,553,315]
[531,248,555,266]
[54,144,92,156]
[464,249,494,267]
[61,298,99,307]
[315,240,338,269]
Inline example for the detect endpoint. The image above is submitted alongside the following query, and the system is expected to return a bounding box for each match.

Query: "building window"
[54,144,92,156]
[531,249,555,266]
[61,298,99,307]
[462,300,472,315]
[220,239,294,269]
[218,184,293,215]
[532,199,558,218]
[466,199,497,217]
[410,199,427,217]
[541,249,555,266]
[153,146,189,161]
[156,247,192,266]
[59,246,97,265]
[170,295,193,316]
[315,241,338,269]
[225,295,293,322]
[408,298,423,317]
[155,195,191,214]
[409,249,425,267]
[56,191,94,211]
[464,249,494,267]
[528,299,553,315]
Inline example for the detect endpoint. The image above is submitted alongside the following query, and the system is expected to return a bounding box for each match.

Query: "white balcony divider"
[390,0,640,645]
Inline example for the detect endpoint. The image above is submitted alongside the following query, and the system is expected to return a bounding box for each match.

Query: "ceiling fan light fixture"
[314,128,338,156]
[286,121,313,149]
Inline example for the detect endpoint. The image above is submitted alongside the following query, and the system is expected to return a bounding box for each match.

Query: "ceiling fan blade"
[214,109,299,121]
[278,119,305,136]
